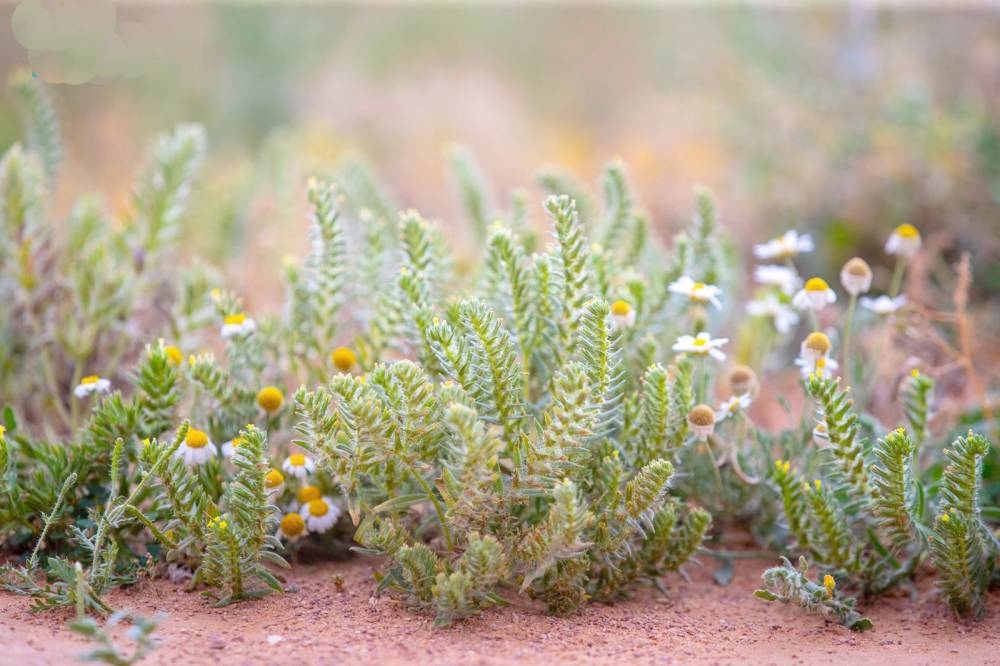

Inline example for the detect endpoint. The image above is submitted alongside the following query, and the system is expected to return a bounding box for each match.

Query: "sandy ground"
[3,550,999,666]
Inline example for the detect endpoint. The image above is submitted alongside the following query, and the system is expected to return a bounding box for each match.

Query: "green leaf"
[370,493,430,515]
[3,407,16,432]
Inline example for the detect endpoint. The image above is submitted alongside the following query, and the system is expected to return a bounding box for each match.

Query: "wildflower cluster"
[745,215,997,626]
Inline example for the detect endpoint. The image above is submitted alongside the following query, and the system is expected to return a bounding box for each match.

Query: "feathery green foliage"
[869,428,920,552]
[2,78,996,637]
[9,68,62,183]
[930,432,993,618]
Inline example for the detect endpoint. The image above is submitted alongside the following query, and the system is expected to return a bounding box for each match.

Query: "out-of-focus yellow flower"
[886,224,921,258]
[164,345,183,365]
[823,574,836,598]
[257,386,284,413]
[331,347,357,373]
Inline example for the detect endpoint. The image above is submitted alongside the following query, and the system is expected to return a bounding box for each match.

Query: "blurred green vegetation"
[0,4,997,297]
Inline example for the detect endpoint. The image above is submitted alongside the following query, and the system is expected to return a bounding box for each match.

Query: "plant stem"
[89,425,188,582]
[29,472,78,569]
[888,256,907,298]
[697,356,708,403]
[841,293,858,380]
[405,460,453,552]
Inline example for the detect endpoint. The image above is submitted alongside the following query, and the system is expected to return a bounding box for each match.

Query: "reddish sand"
[3,551,999,666]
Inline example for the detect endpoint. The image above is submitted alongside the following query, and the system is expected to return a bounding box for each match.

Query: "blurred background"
[1,2,999,308]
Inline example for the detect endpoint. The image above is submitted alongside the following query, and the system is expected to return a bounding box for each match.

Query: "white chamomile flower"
[796,353,839,379]
[282,452,315,479]
[276,512,307,542]
[885,224,921,258]
[812,421,830,447]
[673,332,729,361]
[753,264,801,296]
[860,295,907,316]
[302,496,340,534]
[753,230,814,261]
[609,299,636,330]
[715,393,752,422]
[799,332,833,365]
[840,257,873,296]
[668,276,722,309]
[73,375,111,399]
[792,277,837,311]
[220,312,257,338]
[174,428,217,466]
[746,295,800,334]
[292,484,322,513]
[221,436,244,458]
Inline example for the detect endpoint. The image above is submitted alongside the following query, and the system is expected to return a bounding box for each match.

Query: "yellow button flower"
[331,347,357,373]
[257,386,285,413]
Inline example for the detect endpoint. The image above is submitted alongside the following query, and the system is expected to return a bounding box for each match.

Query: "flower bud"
[687,404,717,440]
[840,257,873,296]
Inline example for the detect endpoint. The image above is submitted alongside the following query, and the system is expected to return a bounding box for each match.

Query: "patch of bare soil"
[3,551,999,666]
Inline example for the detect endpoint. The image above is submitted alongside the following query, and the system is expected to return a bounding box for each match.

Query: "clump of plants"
[1,70,996,638]
[746,222,1000,628]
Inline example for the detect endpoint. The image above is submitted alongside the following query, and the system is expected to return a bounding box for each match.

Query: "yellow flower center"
[81,375,100,385]
[804,277,830,292]
[692,282,706,291]
[164,345,183,365]
[224,313,246,325]
[298,485,321,504]
[804,331,832,354]
[610,300,632,316]
[257,386,284,412]
[815,423,828,434]
[911,368,920,378]
[940,513,950,524]
[816,358,826,369]
[185,428,209,449]
[693,338,707,347]
[289,453,306,467]
[894,223,919,239]
[331,347,357,372]
[280,513,306,537]
[230,436,244,448]
[823,574,836,597]
[265,469,284,489]
[307,499,329,517]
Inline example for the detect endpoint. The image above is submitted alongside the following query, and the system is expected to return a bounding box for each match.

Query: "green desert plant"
[767,377,997,623]
[1,74,996,637]
[755,556,872,631]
